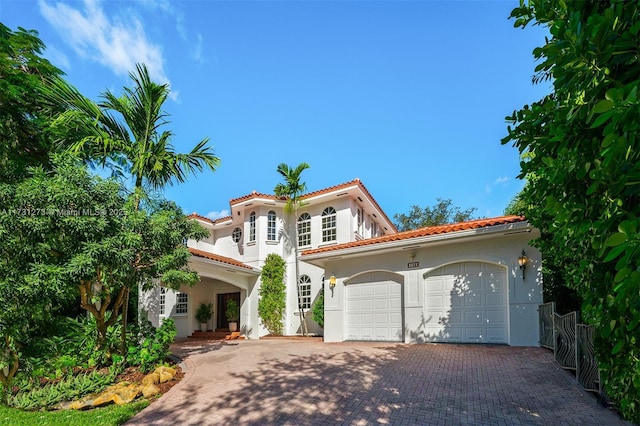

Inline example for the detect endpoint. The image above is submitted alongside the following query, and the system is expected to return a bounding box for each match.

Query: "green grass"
[0,400,149,426]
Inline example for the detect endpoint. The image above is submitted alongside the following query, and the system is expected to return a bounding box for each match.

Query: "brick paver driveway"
[126,339,628,426]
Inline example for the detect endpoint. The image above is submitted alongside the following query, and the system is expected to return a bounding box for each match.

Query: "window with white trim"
[298,275,312,310]
[372,221,379,237]
[322,207,336,242]
[159,287,166,315]
[232,227,242,243]
[298,213,311,247]
[267,210,277,241]
[175,292,188,315]
[249,212,256,242]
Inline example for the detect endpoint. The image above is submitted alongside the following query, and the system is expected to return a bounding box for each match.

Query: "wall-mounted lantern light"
[329,274,336,296]
[517,250,529,280]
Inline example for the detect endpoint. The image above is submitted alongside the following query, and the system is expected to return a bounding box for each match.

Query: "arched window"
[232,227,242,243]
[249,212,256,242]
[267,210,277,241]
[322,207,336,242]
[297,212,311,247]
[298,275,312,310]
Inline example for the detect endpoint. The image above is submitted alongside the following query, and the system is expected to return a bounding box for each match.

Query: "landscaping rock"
[154,366,176,383]
[141,383,161,398]
[142,372,160,385]
[92,383,141,407]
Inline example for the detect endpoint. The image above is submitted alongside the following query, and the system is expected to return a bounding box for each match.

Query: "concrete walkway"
[126,339,629,425]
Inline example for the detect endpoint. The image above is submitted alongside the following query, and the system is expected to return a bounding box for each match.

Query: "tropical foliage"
[46,62,219,354]
[503,1,640,421]
[311,289,324,328]
[0,157,205,392]
[0,22,211,418]
[393,198,477,231]
[0,24,64,182]
[47,63,220,197]
[274,162,310,335]
[258,254,287,335]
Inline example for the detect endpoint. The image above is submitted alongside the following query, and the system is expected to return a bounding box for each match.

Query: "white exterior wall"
[322,230,542,346]
[280,198,353,336]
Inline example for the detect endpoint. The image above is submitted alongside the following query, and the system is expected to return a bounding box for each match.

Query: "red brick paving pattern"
[126,340,630,426]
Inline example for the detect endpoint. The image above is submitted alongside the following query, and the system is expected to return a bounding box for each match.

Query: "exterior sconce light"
[517,250,529,280]
[329,274,336,296]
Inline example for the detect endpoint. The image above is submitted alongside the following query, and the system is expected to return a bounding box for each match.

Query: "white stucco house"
[143,178,543,346]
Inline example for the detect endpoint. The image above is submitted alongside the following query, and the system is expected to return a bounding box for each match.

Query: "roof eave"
[302,221,534,263]
[189,255,261,276]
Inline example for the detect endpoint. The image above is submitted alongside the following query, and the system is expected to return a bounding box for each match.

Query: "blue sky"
[2,0,550,222]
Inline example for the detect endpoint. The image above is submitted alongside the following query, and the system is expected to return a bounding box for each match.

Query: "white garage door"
[345,272,403,341]
[423,262,507,343]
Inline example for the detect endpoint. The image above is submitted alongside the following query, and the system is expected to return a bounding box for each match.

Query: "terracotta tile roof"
[188,247,256,271]
[301,178,397,232]
[225,179,396,231]
[229,191,284,206]
[187,213,232,225]
[301,215,526,256]
[188,212,214,224]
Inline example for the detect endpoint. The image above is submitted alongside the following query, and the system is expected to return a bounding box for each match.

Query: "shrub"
[311,289,324,328]
[126,318,176,373]
[258,254,286,335]
[195,303,213,324]
[225,300,239,322]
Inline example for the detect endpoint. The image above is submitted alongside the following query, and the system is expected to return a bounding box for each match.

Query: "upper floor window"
[298,213,311,247]
[267,210,277,241]
[175,292,188,315]
[322,207,337,242]
[249,212,256,242]
[232,227,242,243]
[298,275,312,310]
[357,207,364,236]
[371,221,378,237]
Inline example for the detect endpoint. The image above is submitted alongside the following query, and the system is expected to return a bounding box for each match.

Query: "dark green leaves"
[505,0,640,421]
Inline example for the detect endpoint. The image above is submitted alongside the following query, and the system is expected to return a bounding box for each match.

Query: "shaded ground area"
[127,339,629,425]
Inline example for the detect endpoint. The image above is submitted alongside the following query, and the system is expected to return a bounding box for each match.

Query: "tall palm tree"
[47,63,220,353]
[274,162,310,336]
[49,63,220,208]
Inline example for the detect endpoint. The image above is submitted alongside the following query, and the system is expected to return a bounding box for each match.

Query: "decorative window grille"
[298,275,312,310]
[232,227,242,243]
[175,292,188,315]
[249,212,256,242]
[159,287,166,315]
[267,211,277,241]
[298,213,311,247]
[322,207,336,242]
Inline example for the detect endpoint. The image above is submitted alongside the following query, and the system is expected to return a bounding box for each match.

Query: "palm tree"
[274,162,310,336]
[47,63,220,353]
[49,63,220,207]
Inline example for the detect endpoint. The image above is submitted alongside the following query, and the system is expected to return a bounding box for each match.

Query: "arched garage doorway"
[423,261,508,344]
[344,271,404,342]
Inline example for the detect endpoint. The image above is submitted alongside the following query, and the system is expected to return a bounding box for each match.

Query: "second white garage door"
[345,272,403,341]
[423,262,507,343]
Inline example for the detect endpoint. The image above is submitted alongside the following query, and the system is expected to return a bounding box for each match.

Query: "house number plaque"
[407,262,419,268]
